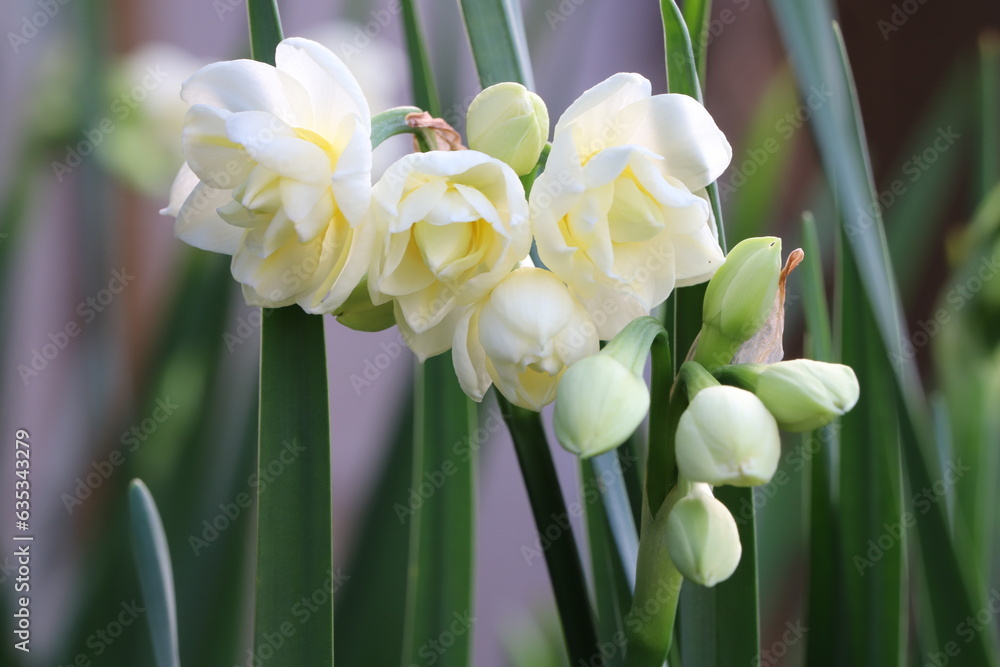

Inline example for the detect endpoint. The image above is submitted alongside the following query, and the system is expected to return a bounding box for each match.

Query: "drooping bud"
[717,360,860,432]
[695,237,782,369]
[665,483,742,587]
[675,384,781,487]
[554,354,650,458]
[466,82,549,176]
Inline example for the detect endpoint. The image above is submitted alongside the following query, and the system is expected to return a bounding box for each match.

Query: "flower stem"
[498,396,599,665]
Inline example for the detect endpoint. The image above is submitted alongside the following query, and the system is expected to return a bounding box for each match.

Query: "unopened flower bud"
[675,385,780,487]
[333,277,396,332]
[696,237,782,368]
[466,82,549,175]
[665,484,742,587]
[554,354,650,458]
[721,360,860,432]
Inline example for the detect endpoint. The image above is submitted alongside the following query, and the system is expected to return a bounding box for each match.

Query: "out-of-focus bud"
[665,483,742,587]
[695,237,782,369]
[718,360,860,432]
[466,82,549,176]
[675,385,781,487]
[332,278,396,332]
[553,354,650,458]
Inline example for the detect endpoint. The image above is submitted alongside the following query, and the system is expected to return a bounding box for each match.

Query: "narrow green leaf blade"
[458,0,535,87]
[247,0,282,64]
[402,355,477,667]
[681,0,712,85]
[256,307,333,666]
[401,1,440,115]
[129,480,181,667]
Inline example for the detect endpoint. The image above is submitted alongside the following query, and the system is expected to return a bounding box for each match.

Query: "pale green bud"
[333,277,396,332]
[554,354,650,458]
[675,385,781,487]
[665,483,742,587]
[467,82,549,176]
[696,237,782,368]
[754,360,860,432]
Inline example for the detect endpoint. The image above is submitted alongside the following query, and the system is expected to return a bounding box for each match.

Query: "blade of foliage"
[837,231,906,667]
[247,0,282,64]
[582,461,631,667]
[458,0,535,87]
[681,0,712,85]
[256,307,333,665]
[402,355,477,667]
[129,480,181,667]
[499,397,600,665]
[401,1,440,115]
[768,4,997,661]
[800,213,841,666]
[591,451,639,590]
[335,391,414,666]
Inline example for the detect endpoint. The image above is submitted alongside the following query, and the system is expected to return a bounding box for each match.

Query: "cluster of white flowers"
[163,38,733,410]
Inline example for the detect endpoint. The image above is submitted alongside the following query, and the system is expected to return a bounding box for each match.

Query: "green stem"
[498,396,599,665]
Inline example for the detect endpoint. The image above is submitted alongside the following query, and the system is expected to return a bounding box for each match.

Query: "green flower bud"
[466,82,549,176]
[554,354,650,458]
[333,277,396,332]
[754,360,860,432]
[665,483,742,587]
[696,237,782,369]
[675,385,780,487]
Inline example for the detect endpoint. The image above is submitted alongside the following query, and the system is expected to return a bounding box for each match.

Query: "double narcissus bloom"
[367,150,531,360]
[531,73,732,339]
[164,42,741,410]
[163,37,373,313]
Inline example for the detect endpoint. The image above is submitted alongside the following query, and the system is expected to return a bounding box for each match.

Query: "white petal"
[276,37,371,138]
[615,94,732,191]
[173,181,245,255]
[396,301,461,361]
[451,307,491,401]
[182,105,252,188]
[161,162,199,217]
[181,58,310,125]
[554,72,651,139]
[225,111,331,185]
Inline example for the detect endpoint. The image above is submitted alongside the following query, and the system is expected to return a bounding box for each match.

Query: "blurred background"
[1,0,999,665]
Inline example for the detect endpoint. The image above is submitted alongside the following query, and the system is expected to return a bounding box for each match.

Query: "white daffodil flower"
[452,268,599,410]
[530,72,732,339]
[369,150,531,360]
[162,37,373,313]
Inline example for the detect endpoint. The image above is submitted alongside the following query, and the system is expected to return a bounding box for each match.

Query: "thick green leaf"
[129,480,181,667]
[837,231,906,667]
[767,4,996,661]
[801,213,842,666]
[499,397,600,665]
[681,0,712,86]
[335,392,414,666]
[458,0,535,87]
[401,1,440,115]
[591,451,638,590]
[247,0,283,64]
[256,307,333,666]
[401,355,477,667]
